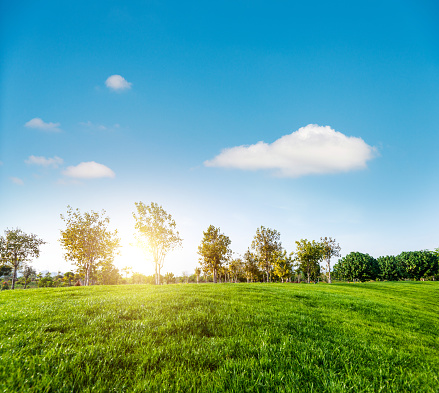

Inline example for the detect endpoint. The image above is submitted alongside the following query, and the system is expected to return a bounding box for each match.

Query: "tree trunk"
[213,269,217,283]
[327,260,332,284]
[11,265,17,290]
[307,272,310,284]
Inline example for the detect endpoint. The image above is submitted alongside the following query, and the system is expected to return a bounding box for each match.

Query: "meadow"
[0,282,438,392]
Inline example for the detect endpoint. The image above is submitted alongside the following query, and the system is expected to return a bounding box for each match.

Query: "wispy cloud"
[10,177,24,185]
[25,155,64,168]
[105,75,132,91]
[62,161,115,179]
[24,118,61,132]
[205,124,376,177]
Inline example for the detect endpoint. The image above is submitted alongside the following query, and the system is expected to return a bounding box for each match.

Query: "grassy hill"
[1,282,438,392]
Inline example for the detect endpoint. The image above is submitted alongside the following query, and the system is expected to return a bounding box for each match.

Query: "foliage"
[198,225,232,283]
[294,239,323,283]
[228,258,243,283]
[194,267,201,284]
[164,272,175,284]
[242,249,260,282]
[272,250,293,282]
[0,228,45,289]
[60,206,120,286]
[251,226,281,282]
[133,202,182,285]
[320,237,341,284]
[0,265,12,278]
[376,255,402,281]
[334,252,378,282]
[20,265,36,289]
[38,272,54,288]
[1,281,9,290]
[397,251,439,280]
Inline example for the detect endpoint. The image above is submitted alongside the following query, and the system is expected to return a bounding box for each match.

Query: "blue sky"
[1,0,438,275]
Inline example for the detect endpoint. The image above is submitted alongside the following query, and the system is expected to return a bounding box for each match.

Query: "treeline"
[333,251,439,282]
[1,201,438,289]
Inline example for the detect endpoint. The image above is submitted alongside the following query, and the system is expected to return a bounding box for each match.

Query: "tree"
[320,237,341,284]
[194,267,201,284]
[63,272,75,286]
[273,250,293,283]
[0,228,45,289]
[334,252,378,282]
[0,265,12,278]
[164,272,175,284]
[198,225,232,283]
[242,249,260,282]
[251,226,281,282]
[21,265,36,289]
[133,202,182,285]
[294,239,323,283]
[229,258,243,283]
[376,255,402,281]
[397,251,439,280]
[60,206,120,286]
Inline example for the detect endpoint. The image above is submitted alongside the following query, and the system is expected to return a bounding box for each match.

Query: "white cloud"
[79,121,108,130]
[205,124,376,177]
[105,75,132,91]
[62,161,115,179]
[25,118,61,132]
[10,177,24,185]
[25,155,64,168]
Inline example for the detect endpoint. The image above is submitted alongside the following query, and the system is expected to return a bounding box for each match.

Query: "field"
[1,282,438,392]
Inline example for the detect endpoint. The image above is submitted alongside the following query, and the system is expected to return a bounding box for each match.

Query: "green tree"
[0,265,12,278]
[320,237,341,284]
[229,258,243,283]
[63,271,75,286]
[397,251,439,280]
[251,226,281,282]
[198,225,232,283]
[133,202,182,285]
[376,255,402,281]
[194,267,201,284]
[0,228,45,289]
[273,250,293,283]
[164,272,175,284]
[334,252,378,282]
[294,239,323,283]
[242,249,260,282]
[20,265,36,289]
[60,206,120,286]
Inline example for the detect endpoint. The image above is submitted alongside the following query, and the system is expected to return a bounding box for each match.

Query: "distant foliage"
[251,226,282,283]
[334,252,378,282]
[397,251,439,280]
[377,256,402,281]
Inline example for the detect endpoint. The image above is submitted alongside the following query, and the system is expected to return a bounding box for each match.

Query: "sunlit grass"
[1,282,438,392]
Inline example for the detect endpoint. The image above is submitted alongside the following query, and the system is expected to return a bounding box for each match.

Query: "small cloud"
[105,75,132,91]
[205,124,376,178]
[10,177,24,185]
[25,155,64,168]
[62,161,115,179]
[25,118,61,132]
[79,121,120,131]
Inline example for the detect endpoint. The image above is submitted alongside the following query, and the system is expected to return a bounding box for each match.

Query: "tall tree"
[320,237,341,284]
[273,249,293,283]
[294,239,323,283]
[397,251,439,280]
[251,226,281,282]
[242,249,260,282]
[229,258,243,283]
[0,228,45,289]
[21,265,36,289]
[60,206,120,286]
[376,255,402,281]
[198,225,231,283]
[194,267,201,284]
[133,202,182,285]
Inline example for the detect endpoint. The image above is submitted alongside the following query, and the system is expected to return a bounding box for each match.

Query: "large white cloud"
[62,161,115,179]
[25,155,64,168]
[25,118,61,132]
[204,124,376,177]
[105,75,132,91]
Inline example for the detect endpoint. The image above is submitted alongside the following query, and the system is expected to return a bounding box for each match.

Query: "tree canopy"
[0,228,45,289]
[198,225,231,283]
[294,239,323,283]
[60,206,120,286]
[251,226,281,282]
[133,202,182,285]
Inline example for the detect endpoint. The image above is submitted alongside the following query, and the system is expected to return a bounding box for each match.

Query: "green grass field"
[1,282,438,392]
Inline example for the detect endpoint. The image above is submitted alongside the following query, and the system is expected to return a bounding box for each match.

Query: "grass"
[0,282,438,392]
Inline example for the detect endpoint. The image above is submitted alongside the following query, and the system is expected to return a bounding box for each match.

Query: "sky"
[1,0,438,276]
